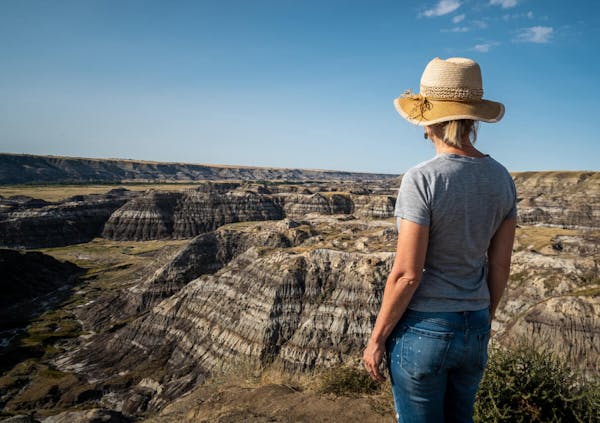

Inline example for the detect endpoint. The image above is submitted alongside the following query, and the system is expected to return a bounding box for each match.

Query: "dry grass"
[0,184,207,202]
[514,226,587,253]
[36,238,188,288]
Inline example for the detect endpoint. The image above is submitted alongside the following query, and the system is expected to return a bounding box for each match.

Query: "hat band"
[420,85,483,101]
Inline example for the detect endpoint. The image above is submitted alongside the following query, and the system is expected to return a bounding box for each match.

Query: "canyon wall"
[0,153,397,184]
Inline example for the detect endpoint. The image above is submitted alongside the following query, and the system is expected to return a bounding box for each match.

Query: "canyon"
[0,156,598,422]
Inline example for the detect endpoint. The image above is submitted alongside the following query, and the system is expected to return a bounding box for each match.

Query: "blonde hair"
[430,119,479,148]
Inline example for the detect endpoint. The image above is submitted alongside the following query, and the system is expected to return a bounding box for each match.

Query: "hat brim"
[394,96,505,126]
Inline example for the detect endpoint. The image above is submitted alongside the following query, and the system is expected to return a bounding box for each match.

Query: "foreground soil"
[142,382,395,423]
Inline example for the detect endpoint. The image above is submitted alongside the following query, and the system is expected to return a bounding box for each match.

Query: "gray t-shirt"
[394,153,517,312]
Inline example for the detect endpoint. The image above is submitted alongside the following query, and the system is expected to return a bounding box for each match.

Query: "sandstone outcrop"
[351,194,396,218]
[80,218,316,331]
[506,296,599,373]
[103,186,285,241]
[276,192,354,218]
[0,191,134,249]
[514,171,600,229]
[492,227,600,374]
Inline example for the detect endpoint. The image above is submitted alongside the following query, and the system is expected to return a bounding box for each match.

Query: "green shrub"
[474,343,600,422]
[318,366,380,396]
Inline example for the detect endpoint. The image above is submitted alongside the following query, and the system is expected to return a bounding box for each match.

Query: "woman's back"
[394,152,516,312]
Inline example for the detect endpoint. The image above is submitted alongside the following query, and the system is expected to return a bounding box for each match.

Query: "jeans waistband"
[401,308,490,330]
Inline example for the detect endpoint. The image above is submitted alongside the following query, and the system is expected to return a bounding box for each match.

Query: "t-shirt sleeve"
[504,177,518,220]
[394,168,431,227]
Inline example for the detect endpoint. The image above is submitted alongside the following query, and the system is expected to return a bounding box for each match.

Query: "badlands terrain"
[0,154,598,422]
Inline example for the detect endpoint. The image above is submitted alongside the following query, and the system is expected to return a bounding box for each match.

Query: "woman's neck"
[432,138,486,158]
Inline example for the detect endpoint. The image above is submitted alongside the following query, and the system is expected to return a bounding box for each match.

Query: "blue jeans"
[385,308,491,423]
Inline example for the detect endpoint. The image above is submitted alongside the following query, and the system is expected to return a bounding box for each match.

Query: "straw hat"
[394,57,504,126]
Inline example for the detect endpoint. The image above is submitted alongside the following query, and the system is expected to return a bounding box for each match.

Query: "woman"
[363,57,517,422]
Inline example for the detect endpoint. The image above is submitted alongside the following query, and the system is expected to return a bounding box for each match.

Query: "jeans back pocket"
[400,326,454,381]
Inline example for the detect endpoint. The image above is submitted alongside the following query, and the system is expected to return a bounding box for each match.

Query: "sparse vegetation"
[0,183,206,201]
[513,226,582,253]
[318,365,381,396]
[474,342,600,422]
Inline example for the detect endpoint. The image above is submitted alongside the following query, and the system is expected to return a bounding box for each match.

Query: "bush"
[318,365,380,396]
[474,343,600,422]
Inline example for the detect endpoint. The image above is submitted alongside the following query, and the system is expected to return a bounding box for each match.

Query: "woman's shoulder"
[404,156,445,175]
[485,156,514,179]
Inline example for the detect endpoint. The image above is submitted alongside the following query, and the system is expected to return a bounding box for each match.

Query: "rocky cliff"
[0,190,135,249]
[514,171,600,229]
[103,187,285,241]
[79,218,316,332]
[494,229,599,373]
[0,153,397,184]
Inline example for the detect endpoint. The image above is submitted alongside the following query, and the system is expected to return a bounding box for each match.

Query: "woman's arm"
[363,218,429,382]
[487,218,516,321]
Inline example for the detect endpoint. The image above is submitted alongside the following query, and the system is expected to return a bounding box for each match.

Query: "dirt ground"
[142,382,396,423]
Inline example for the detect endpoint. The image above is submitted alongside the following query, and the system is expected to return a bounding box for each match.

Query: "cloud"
[490,0,518,8]
[441,26,470,33]
[473,19,488,29]
[453,14,466,23]
[422,0,461,17]
[502,11,535,21]
[515,26,554,43]
[472,42,500,52]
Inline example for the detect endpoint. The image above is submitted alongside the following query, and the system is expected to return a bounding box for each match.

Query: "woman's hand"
[363,338,386,382]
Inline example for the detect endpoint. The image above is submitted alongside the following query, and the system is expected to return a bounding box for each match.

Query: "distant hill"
[0,153,398,184]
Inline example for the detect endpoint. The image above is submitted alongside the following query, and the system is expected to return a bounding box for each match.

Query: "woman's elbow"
[389,271,422,288]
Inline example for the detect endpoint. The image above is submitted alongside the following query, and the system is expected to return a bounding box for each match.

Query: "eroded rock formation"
[0,153,397,184]
[80,218,316,332]
[514,171,600,229]
[0,190,134,249]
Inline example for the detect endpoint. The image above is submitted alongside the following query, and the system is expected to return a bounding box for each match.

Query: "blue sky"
[1,0,599,174]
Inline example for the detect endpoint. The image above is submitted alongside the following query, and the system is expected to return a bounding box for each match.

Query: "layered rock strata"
[3,172,597,250]
[62,245,392,413]
[103,187,285,241]
[276,193,354,218]
[103,188,398,243]
[514,171,600,229]
[351,194,396,218]
[80,219,316,331]
[506,297,599,373]
[0,153,398,184]
[493,228,600,374]
[0,191,134,249]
